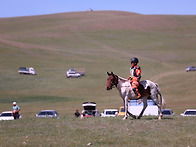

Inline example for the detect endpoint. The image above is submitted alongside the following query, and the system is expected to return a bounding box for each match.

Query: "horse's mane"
[117,75,129,82]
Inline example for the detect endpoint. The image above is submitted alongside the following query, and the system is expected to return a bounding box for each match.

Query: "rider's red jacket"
[129,65,141,82]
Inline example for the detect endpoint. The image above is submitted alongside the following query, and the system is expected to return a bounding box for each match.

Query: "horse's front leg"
[123,96,136,120]
[123,96,128,120]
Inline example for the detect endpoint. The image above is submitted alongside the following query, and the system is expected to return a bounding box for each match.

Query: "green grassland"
[0,11,196,146]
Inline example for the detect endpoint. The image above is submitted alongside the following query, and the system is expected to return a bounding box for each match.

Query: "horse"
[106,72,166,120]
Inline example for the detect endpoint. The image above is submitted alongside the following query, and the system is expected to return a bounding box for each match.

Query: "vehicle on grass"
[160,109,174,116]
[180,109,196,116]
[81,102,98,118]
[101,109,118,117]
[18,67,36,75]
[117,106,125,116]
[186,66,196,72]
[66,68,85,78]
[0,111,22,121]
[36,110,59,118]
[128,100,158,116]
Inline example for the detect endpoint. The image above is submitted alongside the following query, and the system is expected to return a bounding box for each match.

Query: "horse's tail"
[155,83,166,109]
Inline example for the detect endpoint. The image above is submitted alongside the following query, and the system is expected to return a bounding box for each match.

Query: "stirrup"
[136,94,142,99]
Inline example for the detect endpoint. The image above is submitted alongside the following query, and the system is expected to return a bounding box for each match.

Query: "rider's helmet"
[130,57,139,64]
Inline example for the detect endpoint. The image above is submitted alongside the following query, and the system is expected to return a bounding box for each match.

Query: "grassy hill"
[0,10,196,146]
[0,11,196,114]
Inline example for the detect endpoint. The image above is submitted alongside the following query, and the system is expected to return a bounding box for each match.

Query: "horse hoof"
[137,115,142,119]
[123,117,127,120]
[133,115,137,119]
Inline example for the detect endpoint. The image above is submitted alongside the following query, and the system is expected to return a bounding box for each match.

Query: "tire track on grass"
[150,70,185,82]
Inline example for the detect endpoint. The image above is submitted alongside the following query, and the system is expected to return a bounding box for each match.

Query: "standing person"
[12,102,20,119]
[128,57,142,99]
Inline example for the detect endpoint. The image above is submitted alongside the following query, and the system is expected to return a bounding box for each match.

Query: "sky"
[0,0,196,18]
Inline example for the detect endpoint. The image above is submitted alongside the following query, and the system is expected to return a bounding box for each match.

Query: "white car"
[186,66,196,72]
[0,111,14,121]
[66,72,81,78]
[81,102,98,118]
[180,109,196,116]
[66,69,81,78]
[101,109,118,117]
[0,111,22,121]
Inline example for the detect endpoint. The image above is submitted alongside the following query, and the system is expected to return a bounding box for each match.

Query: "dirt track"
[150,70,185,82]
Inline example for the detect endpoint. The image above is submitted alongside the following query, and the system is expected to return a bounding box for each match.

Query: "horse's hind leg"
[151,94,162,120]
[138,97,148,119]
[127,110,136,119]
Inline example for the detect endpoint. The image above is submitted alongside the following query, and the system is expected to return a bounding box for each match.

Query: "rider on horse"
[128,57,142,99]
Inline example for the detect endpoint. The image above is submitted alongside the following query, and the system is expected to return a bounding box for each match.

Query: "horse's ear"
[111,71,114,75]
[107,72,111,76]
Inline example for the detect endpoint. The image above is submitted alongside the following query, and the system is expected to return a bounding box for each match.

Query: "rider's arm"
[135,68,141,81]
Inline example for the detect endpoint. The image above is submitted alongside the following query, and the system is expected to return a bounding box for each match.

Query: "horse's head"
[106,72,118,90]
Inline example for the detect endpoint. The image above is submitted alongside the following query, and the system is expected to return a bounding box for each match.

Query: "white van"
[128,100,158,116]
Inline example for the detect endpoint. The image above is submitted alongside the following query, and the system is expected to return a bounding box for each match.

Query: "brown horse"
[106,72,166,120]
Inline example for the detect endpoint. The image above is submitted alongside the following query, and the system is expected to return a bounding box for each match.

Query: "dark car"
[36,110,59,118]
[161,109,174,116]
[186,66,196,72]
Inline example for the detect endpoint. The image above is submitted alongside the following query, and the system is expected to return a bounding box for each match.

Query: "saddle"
[138,83,151,99]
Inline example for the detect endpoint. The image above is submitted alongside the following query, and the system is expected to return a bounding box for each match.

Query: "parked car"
[36,110,59,118]
[161,109,174,116]
[117,106,125,116]
[81,102,98,118]
[66,68,85,78]
[101,109,118,117]
[0,111,22,121]
[66,72,81,78]
[180,109,196,116]
[186,66,196,72]
[18,67,36,75]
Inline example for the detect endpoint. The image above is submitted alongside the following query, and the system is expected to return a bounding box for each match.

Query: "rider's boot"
[133,88,142,104]
[138,99,142,104]
[133,88,141,99]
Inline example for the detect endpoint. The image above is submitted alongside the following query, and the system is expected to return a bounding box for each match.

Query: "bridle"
[106,72,118,90]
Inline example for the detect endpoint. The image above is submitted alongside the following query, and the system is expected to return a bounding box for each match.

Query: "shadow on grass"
[142,116,174,120]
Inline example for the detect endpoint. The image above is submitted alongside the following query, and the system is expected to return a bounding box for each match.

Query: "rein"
[113,75,119,87]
